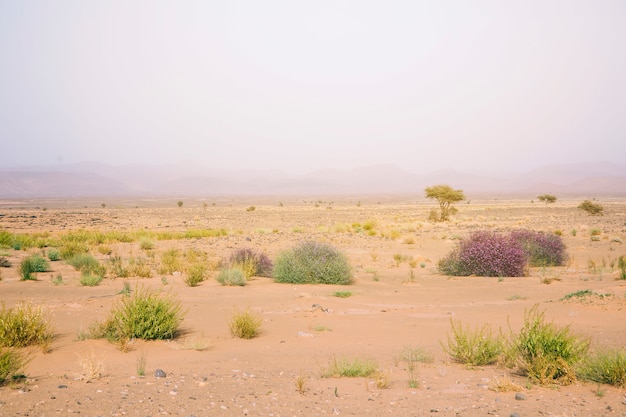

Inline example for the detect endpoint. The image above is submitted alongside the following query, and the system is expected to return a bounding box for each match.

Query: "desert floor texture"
[0,195,625,417]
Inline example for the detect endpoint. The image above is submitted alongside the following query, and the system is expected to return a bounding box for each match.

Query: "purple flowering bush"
[228,248,273,278]
[510,230,566,267]
[438,230,568,277]
[273,241,352,284]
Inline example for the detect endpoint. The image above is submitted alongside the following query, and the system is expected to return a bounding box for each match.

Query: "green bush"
[579,348,626,387]
[0,348,28,386]
[217,267,247,286]
[67,253,106,278]
[273,241,352,285]
[511,305,589,385]
[106,287,184,340]
[442,320,503,366]
[0,302,54,348]
[229,308,262,339]
[18,255,50,280]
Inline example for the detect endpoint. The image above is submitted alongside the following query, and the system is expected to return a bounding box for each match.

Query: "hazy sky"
[1,1,625,174]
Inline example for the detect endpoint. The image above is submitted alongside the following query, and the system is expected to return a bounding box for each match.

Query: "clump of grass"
[47,248,60,261]
[184,263,208,287]
[80,272,103,287]
[323,356,378,378]
[442,320,503,366]
[510,305,589,385]
[273,241,352,285]
[229,308,262,339]
[617,256,626,280]
[77,350,105,380]
[333,291,352,298]
[217,267,247,286]
[19,254,50,280]
[227,248,273,278]
[138,237,155,250]
[0,302,54,348]
[158,249,182,275]
[295,373,307,394]
[398,346,433,388]
[136,351,147,376]
[67,253,106,278]
[579,348,626,387]
[0,348,29,386]
[97,287,184,342]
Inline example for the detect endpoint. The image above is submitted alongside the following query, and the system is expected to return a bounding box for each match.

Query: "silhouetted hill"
[0,162,624,198]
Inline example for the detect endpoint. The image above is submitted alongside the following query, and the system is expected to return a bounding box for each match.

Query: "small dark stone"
[510,413,520,417]
[58,384,68,389]
[154,369,166,378]
[514,392,527,401]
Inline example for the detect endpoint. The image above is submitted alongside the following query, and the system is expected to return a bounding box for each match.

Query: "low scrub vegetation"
[323,356,378,378]
[217,267,247,286]
[229,308,262,339]
[67,253,106,278]
[579,348,626,387]
[18,254,50,280]
[578,200,604,216]
[0,348,28,386]
[443,320,503,366]
[94,287,184,342]
[273,241,352,284]
[0,302,54,348]
[227,248,273,278]
[511,306,589,385]
[438,230,567,277]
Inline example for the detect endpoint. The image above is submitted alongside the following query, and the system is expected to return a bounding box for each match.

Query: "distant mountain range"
[1,162,625,198]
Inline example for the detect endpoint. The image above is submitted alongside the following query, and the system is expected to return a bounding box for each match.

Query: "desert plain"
[0,194,625,417]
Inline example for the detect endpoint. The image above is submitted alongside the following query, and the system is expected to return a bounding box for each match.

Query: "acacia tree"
[425,185,465,222]
[537,194,557,205]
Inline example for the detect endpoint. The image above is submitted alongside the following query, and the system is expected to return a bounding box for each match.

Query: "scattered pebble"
[515,392,527,401]
[155,369,167,378]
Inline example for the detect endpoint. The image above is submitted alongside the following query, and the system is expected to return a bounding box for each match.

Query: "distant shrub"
[578,200,603,216]
[216,267,247,286]
[19,255,50,280]
[0,348,28,385]
[0,302,54,348]
[537,194,557,204]
[438,231,527,277]
[511,306,589,385]
[228,248,273,278]
[510,230,566,267]
[579,348,626,387]
[273,241,352,285]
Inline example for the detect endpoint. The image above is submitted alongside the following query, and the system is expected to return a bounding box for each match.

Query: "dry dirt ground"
[0,195,625,417]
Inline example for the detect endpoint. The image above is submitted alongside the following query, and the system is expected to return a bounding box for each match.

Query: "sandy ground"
[0,195,625,417]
